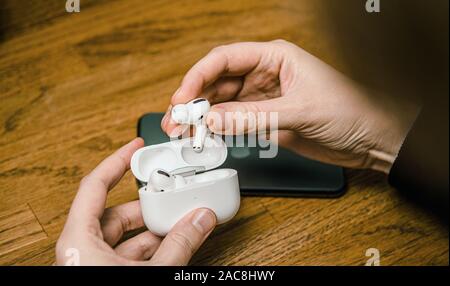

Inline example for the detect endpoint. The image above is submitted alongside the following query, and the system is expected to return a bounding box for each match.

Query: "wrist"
[367,149,397,174]
[363,87,422,174]
[368,108,421,175]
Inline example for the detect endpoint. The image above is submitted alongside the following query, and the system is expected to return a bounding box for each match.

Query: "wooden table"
[0,0,448,266]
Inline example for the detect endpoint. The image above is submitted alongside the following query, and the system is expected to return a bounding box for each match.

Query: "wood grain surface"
[0,0,448,266]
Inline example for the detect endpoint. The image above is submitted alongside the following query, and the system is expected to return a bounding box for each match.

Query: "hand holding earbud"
[171,98,210,152]
[162,41,419,174]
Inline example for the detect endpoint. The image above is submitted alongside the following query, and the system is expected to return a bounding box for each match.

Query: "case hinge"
[170,166,206,177]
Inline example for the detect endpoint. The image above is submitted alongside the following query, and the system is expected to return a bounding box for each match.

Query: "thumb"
[206,98,291,135]
[148,208,216,266]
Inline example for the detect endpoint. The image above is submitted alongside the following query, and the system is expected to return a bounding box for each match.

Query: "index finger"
[171,42,266,106]
[68,138,144,224]
[162,42,267,136]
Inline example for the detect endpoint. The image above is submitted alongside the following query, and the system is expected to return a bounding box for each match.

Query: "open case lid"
[131,134,228,183]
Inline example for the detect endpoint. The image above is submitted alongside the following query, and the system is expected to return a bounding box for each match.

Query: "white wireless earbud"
[171,98,211,153]
[171,104,189,123]
[147,169,186,192]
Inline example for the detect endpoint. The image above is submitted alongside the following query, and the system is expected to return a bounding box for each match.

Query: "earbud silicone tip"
[171,105,189,124]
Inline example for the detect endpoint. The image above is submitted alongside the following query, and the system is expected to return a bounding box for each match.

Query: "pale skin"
[162,40,419,174]
[58,40,419,265]
[56,138,216,266]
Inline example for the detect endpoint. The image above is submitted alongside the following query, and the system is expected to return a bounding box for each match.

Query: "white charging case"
[130,134,240,236]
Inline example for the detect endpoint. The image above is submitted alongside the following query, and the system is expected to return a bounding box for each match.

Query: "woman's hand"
[56,138,216,266]
[161,40,418,174]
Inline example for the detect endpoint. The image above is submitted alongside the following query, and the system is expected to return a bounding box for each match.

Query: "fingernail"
[161,106,172,125]
[192,209,216,234]
[161,115,168,128]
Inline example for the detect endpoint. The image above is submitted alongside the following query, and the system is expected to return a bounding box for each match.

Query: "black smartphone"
[138,113,345,198]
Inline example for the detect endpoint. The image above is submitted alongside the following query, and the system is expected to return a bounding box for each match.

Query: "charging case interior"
[131,134,241,236]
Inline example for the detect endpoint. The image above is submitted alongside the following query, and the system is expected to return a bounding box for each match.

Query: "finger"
[115,231,162,260]
[69,138,144,223]
[200,77,244,104]
[171,42,267,106]
[160,105,173,132]
[100,200,146,246]
[162,118,190,139]
[162,77,243,136]
[205,97,292,135]
[148,208,216,266]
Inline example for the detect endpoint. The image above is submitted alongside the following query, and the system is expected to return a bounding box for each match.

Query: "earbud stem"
[193,124,207,152]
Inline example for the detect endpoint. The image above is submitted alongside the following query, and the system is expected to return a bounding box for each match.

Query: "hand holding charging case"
[130,134,240,236]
